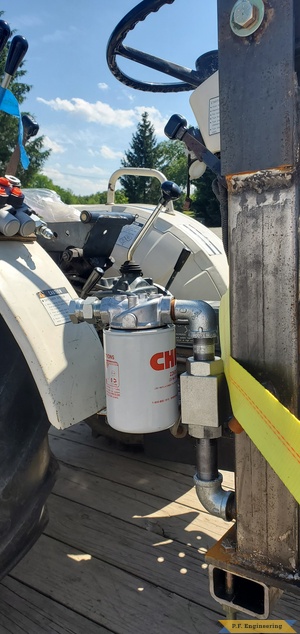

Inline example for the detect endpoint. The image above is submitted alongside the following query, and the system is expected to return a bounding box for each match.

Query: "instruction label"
[209,96,220,136]
[37,287,72,326]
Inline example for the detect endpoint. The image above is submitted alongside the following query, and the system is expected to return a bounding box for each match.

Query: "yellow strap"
[220,290,300,504]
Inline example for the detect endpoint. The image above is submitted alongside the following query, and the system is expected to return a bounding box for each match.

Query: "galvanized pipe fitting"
[194,471,235,521]
[172,299,218,340]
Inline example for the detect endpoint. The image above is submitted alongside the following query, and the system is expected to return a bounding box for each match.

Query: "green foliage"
[157,139,188,188]
[0,24,50,182]
[29,172,128,206]
[191,168,221,227]
[120,112,161,204]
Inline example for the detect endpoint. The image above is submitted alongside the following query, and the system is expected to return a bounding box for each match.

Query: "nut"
[233,1,257,29]
[187,356,223,377]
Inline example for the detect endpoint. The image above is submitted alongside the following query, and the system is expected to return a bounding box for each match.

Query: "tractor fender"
[0,239,105,428]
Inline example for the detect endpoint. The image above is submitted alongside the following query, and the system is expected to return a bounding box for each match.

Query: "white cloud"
[42,165,109,196]
[100,145,123,160]
[43,136,65,154]
[38,96,136,127]
[37,96,168,136]
[98,83,109,91]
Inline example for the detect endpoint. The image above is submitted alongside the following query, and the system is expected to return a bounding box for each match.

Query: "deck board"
[0,422,298,633]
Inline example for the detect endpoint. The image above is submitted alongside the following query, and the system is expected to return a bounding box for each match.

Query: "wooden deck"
[0,422,299,634]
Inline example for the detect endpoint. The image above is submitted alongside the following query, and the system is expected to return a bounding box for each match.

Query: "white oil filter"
[103,325,178,433]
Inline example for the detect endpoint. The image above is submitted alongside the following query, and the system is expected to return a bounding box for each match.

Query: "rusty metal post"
[209,0,300,602]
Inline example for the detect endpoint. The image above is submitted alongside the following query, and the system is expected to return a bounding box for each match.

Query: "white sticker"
[37,287,72,326]
[116,221,143,248]
[209,96,220,136]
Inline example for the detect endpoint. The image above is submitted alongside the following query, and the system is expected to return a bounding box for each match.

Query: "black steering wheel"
[106,0,218,93]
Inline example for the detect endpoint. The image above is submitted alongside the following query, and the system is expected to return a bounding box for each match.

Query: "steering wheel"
[106,0,218,93]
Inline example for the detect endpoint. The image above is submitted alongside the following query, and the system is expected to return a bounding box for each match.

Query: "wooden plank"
[54,461,232,549]
[11,534,223,634]
[49,434,233,514]
[50,423,234,489]
[45,493,216,608]
[0,577,111,634]
[49,422,197,477]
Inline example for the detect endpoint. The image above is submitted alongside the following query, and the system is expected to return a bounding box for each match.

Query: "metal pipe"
[106,167,173,211]
[194,470,235,521]
[173,298,236,521]
[196,439,218,481]
[195,436,234,522]
[172,299,218,340]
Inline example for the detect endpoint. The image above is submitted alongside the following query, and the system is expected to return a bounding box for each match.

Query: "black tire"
[0,316,58,579]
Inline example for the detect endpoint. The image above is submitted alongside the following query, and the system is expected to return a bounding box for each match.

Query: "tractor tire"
[0,316,58,579]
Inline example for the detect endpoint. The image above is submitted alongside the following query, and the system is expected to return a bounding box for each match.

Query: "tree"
[29,173,128,206]
[0,20,50,184]
[120,112,161,204]
[157,139,188,189]
[191,168,221,226]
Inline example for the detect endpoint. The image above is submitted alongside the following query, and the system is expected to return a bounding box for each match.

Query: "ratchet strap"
[220,289,300,504]
[0,87,29,169]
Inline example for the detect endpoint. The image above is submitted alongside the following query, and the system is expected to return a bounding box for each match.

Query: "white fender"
[0,239,105,428]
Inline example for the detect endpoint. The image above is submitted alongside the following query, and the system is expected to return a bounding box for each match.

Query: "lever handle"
[164,114,187,140]
[161,180,181,202]
[5,35,28,78]
[0,20,11,55]
[21,114,39,139]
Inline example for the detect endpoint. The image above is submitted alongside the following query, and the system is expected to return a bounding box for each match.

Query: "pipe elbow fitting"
[172,299,217,339]
[194,472,236,521]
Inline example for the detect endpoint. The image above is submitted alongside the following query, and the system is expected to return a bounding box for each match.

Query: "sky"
[1,1,218,195]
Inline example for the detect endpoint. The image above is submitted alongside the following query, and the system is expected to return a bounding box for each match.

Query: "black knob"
[22,114,39,138]
[161,180,181,202]
[5,35,28,77]
[0,20,11,55]
[164,114,187,140]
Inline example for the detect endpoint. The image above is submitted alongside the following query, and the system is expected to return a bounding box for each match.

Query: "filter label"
[105,357,120,399]
[150,348,176,371]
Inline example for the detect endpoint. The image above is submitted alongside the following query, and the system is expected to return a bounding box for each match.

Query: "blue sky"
[2,1,217,194]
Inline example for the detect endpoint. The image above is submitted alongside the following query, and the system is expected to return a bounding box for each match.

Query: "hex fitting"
[232,0,257,28]
[230,0,265,37]
[194,472,236,521]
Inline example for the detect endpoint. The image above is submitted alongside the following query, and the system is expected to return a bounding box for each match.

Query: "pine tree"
[0,17,50,185]
[120,112,161,204]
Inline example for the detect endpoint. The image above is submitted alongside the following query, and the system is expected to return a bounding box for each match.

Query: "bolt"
[233,0,258,29]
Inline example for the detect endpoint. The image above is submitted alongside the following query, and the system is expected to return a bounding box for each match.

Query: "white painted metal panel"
[0,240,105,428]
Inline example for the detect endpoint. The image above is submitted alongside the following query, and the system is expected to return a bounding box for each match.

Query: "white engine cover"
[75,203,228,301]
[103,325,178,433]
[0,240,105,428]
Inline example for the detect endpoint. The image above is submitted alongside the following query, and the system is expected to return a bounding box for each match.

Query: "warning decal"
[37,287,72,326]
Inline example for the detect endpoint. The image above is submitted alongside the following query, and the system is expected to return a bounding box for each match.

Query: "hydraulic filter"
[103,325,178,433]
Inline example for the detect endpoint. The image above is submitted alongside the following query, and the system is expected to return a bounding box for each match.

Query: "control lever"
[164,114,224,182]
[80,267,105,299]
[6,114,39,176]
[2,35,28,89]
[0,20,11,55]
[165,247,191,291]
[127,180,181,262]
